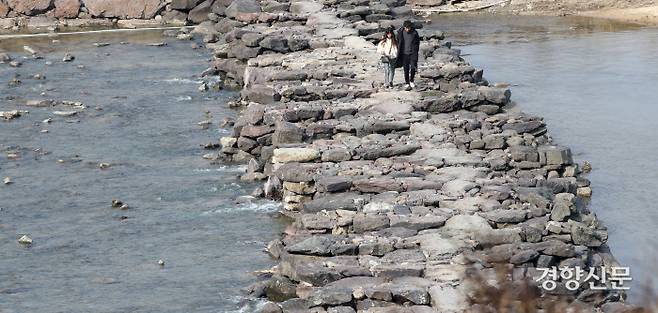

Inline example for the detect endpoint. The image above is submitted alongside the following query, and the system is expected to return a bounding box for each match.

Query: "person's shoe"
[410,82,416,89]
[404,84,410,90]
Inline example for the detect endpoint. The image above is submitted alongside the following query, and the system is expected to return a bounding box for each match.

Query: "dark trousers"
[401,53,417,84]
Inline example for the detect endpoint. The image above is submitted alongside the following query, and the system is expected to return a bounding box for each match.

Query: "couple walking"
[377,20,420,91]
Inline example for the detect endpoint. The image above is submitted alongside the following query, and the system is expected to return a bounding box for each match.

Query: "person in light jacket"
[395,20,420,90]
[377,28,398,88]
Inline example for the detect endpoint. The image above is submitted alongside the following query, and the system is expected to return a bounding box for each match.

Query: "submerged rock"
[62,53,75,62]
[18,235,33,245]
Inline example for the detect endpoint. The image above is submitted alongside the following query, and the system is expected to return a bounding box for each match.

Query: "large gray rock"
[170,0,201,10]
[443,215,492,232]
[309,288,353,306]
[187,0,213,23]
[225,0,260,18]
[410,123,446,138]
[259,36,289,53]
[538,145,573,166]
[240,125,273,138]
[272,121,304,145]
[550,193,575,222]
[420,94,461,113]
[303,193,366,212]
[321,148,351,162]
[571,223,607,247]
[429,285,468,312]
[272,148,320,163]
[389,215,446,231]
[82,0,165,18]
[264,275,297,302]
[275,163,318,183]
[481,209,526,223]
[289,1,323,14]
[54,0,80,18]
[316,176,352,193]
[7,0,52,15]
[352,214,389,233]
[0,1,9,17]
[390,285,430,305]
[286,235,337,256]
[535,240,576,257]
[353,178,403,193]
[241,86,280,104]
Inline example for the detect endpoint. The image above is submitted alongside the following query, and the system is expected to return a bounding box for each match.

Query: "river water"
[0,31,284,312]
[429,15,658,299]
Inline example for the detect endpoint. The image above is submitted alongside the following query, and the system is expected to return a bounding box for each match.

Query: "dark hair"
[403,20,413,29]
[382,28,397,47]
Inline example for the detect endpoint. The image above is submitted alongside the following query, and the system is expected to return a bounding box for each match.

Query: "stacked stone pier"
[186,0,637,312]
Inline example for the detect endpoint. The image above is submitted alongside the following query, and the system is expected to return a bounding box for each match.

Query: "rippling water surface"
[0,31,285,312]
[430,15,658,299]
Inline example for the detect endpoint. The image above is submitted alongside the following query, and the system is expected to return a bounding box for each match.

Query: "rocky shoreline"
[0,0,236,31]
[192,1,643,312]
[0,0,641,312]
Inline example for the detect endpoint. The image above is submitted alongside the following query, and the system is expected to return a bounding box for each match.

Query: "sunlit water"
[0,31,285,313]
[430,15,658,300]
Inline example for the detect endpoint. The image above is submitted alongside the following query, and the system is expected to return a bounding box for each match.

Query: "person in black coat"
[395,20,420,90]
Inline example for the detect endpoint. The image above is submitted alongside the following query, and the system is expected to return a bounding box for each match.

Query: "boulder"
[289,1,323,14]
[550,193,575,222]
[241,86,280,104]
[259,302,283,313]
[187,0,213,23]
[275,163,318,183]
[272,148,320,163]
[163,10,188,24]
[389,215,446,231]
[410,123,446,138]
[82,0,165,19]
[237,137,257,151]
[309,288,353,306]
[538,145,573,166]
[240,125,273,138]
[421,94,461,113]
[225,0,260,18]
[259,36,289,53]
[170,0,201,10]
[0,1,9,17]
[7,0,52,15]
[241,32,265,47]
[316,176,352,193]
[509,249,539,264]
[288,37,310,51]
[304,193,365,212]
[229,41,262,60]
[321,148,351,162]
[429,285,468,312]
[481,209,526,223]
[265,275,297,302]
[443,215,492,232]
[353,178,403,193]
[272,122,304,145]
[571,223,606,247]
[300,214,335,230]
[54,0,80,18]
[352,214,389,233]
[286,235,336,256]
[537,240,576,257]
[390,285,430,305]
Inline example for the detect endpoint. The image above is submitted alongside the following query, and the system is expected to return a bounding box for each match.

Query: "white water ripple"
[203,201,281,215]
